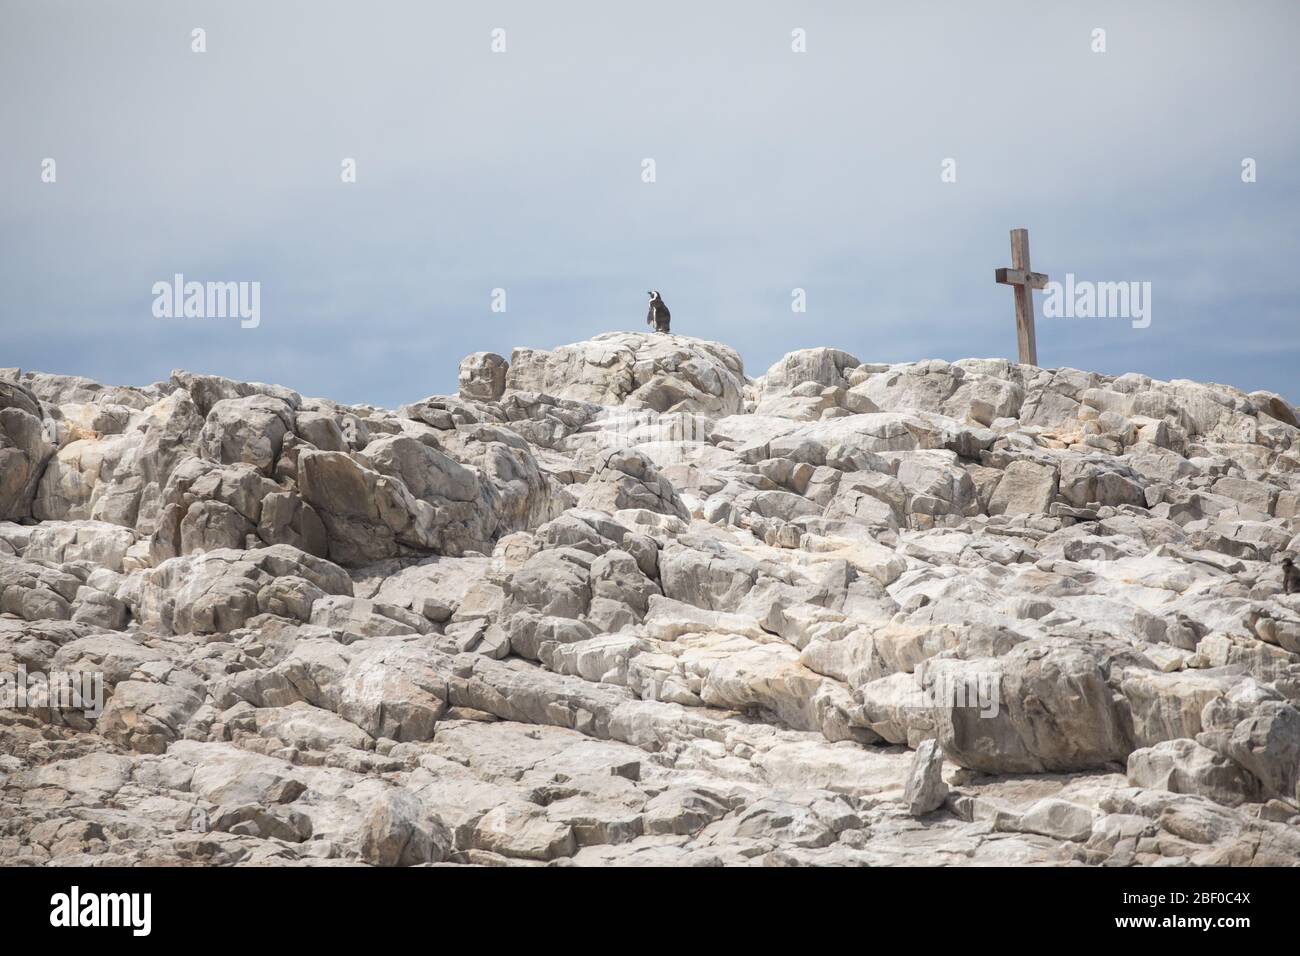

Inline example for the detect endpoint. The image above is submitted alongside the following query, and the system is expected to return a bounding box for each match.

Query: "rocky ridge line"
[1,332,1298,866]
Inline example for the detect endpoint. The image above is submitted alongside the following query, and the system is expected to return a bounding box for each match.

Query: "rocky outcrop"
[458,352,508,402]
[0,379,57,522]
[3,334,1299,867]
[507,333,747,415]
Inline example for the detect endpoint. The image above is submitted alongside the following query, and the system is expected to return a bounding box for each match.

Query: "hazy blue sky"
[3,0,1298,406]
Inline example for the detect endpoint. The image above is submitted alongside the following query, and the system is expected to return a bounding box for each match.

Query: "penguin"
[646,291,671,333]
[1283,556,1300,595]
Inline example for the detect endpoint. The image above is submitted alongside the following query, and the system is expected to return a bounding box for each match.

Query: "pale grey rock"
[293,410,349,452]
[1226,701,1300,802]
[578,448,690,520]
[998,798,1094,843]
[1127,739,1260,807]
[99,680,205,754]
[34,389,205,528]
[70,587,128,629]
[760,348,862,394]
[298,447,487,564]
[22,520,139,572]
[309,594,431,636]
[987,459,1058,516]
[929,641,1132,774]
[458,352,509,402]
[211,803,313,842]
[170,369,302,417]
[5,338,1300,868]
[257,490,328,557]
[134,545,352,635]
[903,738,948,815]
[0,557,80,621]
[641,787,732,835]
[506,333,746,416]
[253,701,375,752]
[359,789,451,866]
[179,499,252,554]
[0,378,56,521]
[199,395,295,475]
[472,801,576,861]
[658,541,758,612]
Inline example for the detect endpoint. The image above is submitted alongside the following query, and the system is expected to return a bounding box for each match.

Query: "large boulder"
[1127,739,1260,807]
[1226,702,1300,803]
[578,448,690,520]
[506,333,747,416]
[987,459,1058,516]
[133,545,353,635]
[458,352,509,402]
[902,738,948,816]
[298,445,492,565]
[0,379,56,521]
[928,641,1132,774]
[358,789,451,866]
[199,395,295,475]
[34,389,205,530]
[760,348,862,394]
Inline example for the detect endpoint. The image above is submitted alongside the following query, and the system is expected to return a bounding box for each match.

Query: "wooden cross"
[995,228,1048,366]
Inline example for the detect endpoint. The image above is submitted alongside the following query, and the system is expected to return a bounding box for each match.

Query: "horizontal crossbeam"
[995,267,1048,290]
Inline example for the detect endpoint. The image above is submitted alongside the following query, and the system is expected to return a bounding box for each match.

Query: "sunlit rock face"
[2,335,1299,867]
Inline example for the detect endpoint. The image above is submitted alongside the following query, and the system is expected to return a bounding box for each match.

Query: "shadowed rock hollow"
[2,332,1299,866]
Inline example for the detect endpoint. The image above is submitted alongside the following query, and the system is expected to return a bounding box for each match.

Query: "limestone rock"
[507,333,746,415]
[902,738,948,816]
[358,789,451,866]
[578,448,690,520]
[988,459,1058,516]
[459,352,509,402]
[0,378,56,520]
[4,336,1300,868]
[997,798,1094,843]
[1127,739,1260,807]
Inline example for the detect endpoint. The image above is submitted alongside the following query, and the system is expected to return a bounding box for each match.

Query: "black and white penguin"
[646,291,671,333]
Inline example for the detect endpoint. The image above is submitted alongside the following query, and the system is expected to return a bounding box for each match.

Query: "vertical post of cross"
[995,228,1049,366]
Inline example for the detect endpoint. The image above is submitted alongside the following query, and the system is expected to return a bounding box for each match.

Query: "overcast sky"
[2,0,1298,407]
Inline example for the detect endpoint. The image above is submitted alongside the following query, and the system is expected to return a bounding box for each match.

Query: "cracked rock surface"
[2,334,1299,866]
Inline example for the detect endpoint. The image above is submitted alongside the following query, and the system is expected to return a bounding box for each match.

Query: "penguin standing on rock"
[1282,556,1300,594]
[646,290,671,334]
